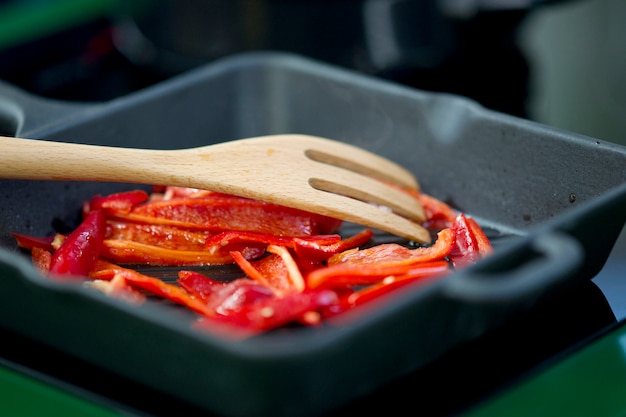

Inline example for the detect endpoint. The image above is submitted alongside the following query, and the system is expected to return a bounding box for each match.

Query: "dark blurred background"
[0,0,623,144]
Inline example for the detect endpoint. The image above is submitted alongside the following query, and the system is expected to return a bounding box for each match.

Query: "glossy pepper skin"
[307,228,455,289]
[48,209,106,278]
[98,190,342,236]
[448,213,493,268]
[85,190,149,214]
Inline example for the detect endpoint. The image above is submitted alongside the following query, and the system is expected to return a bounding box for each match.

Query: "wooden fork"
[0,134,430,243]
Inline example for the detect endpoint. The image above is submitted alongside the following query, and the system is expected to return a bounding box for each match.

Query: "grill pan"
[1,52,625,417]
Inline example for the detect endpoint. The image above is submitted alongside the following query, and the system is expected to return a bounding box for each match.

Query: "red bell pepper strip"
[88,274,146,305]
[179,271,319,336]
[231,250,302,296]
[316,262,451,319]
[48,209,106,278]
[104,222,339,251]
[104,221,214,250]
[292,228,374,262]
[203,230,341,250]
[382,184,457,230]
[107,193,342,236]
[467,215,493,257]
[416,192,458,230]
[101,238,266,266]
[344,261,451,306]
[196,278,275,316]
[307,258,452,289]
[448,213,493,268]
[85,190,149,214]
[195,288,339,334]
[101,221,348,267]
[307,228,454,288]
[229,250,277,292]
[266,245,306,292]
[178,270,227,299]
[178,271,277,332]
[11,233,55,252]
[328,227,454,267]
[316,286,356,319]
[90,260,216,317]
[179,271,297,331]
[95,259,334,336]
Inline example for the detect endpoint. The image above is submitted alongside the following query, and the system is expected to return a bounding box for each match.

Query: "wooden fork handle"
[0,135,431,243]
[0,136,182,186]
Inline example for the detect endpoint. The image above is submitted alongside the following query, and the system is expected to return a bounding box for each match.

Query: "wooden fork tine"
[308,165,426,222]
[269,134,429,242]
[294,136,420,190]
[303,189,431,243]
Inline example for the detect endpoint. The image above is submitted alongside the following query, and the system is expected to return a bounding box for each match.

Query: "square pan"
[1,52,626,417]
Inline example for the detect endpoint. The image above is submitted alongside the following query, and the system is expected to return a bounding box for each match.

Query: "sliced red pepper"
[106,221,341,250]
[178,270,227,299]
[95,259,333,336]
[307,228,454,288]
[105,221,214,250]
[90,260,215,317]
[381,185,456,230]
[85,190,149,214]
[15,184,495,338]
[328,227,454,267]
[316,286,356,319]
[178,272,280,323]
[107,193,342,236]
[416,192,458,230]
[88,274,146,305]
[307,258,451,289]
[11,233,55,252]
[101,222,343,266]
[449,213,492,268]
[195,289,339,334]
[266,245,306,292]
[199,278,275,316]
[315,262,451,319]
[467,215,493,257]
[344,261,451,306]
[229,250,273,287]
[293,228,374,262]
[203,230,341,250]
[231,251,296,296]
[48,209,106,278]
[100,239,266,266]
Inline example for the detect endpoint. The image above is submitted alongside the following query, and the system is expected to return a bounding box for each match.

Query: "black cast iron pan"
[0,52,625,417]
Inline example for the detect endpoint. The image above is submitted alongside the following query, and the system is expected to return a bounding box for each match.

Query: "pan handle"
[442,231,584,303]
[0,79,98,138]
